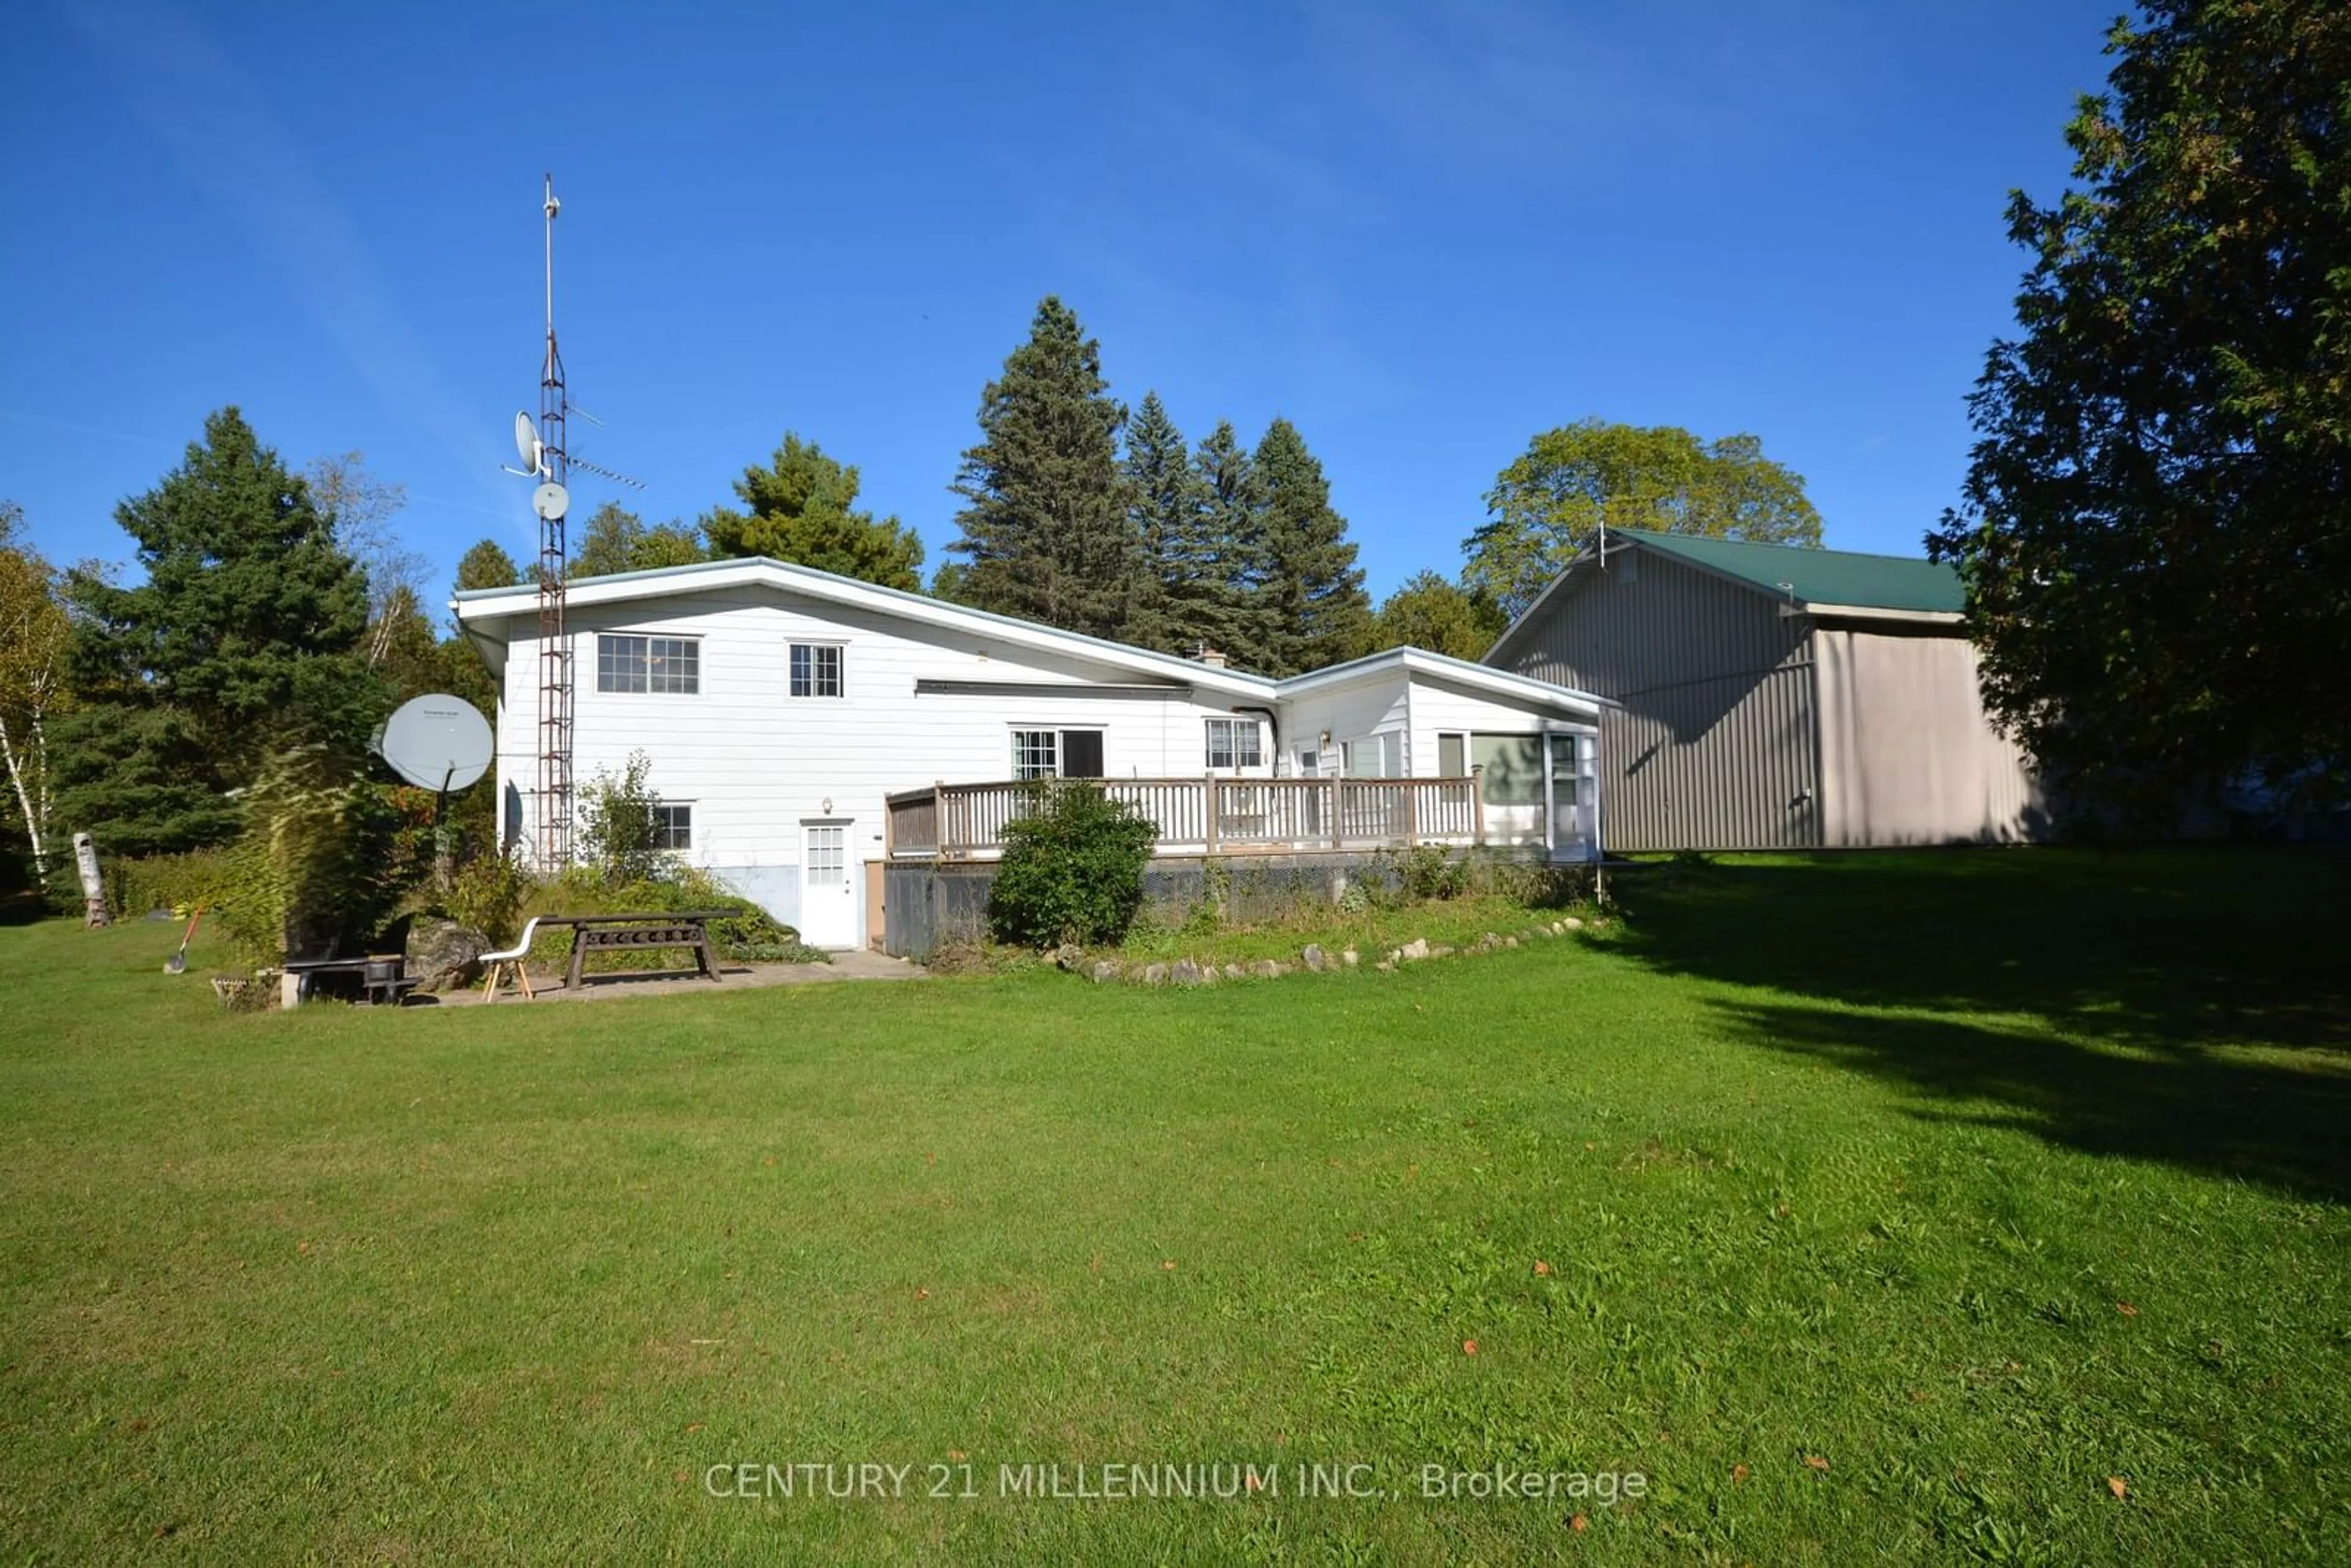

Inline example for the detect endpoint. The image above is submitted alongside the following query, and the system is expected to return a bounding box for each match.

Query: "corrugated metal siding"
[1813,627,2047,845]
[1501,550,1821,851]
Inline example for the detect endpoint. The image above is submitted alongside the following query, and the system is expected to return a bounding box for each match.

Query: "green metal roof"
[1610,527,1964,614]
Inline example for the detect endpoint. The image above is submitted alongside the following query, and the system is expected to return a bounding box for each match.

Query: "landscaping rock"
[1561,917,1584,930]
[405,918,490,992]
[1400,939,1430,962]
[1171,958,1202,986]
[1431,944,1456,959]
[1196,961,1217,985]
[1087,960,1122,985]
[1223,964,1245,981]
[1140,963,1170,986]
[1504,936,1520,948]
[1475,932,1502,951]
[1341,948,1360,967]
[1245,959,1286,979]
[1301,943,1327,972]
[1052,943,1085,972]
[1374,960,1395,973]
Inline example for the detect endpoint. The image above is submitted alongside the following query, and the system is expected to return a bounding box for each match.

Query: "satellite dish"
[373,695,495,793]
[510,411,542,477]
[532,481,570,521]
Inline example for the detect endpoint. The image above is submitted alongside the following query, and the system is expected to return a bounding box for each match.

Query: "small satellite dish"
[508,411,542,478]
[373,695,495,793]
[532,481,570,521]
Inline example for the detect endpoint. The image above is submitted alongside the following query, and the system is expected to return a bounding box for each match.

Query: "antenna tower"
[534,173,573,872]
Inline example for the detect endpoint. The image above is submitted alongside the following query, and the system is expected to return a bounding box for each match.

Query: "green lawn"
[1,850,2345,1564]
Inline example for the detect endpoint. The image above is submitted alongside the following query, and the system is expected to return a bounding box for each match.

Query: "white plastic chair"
[480,917,542,1002]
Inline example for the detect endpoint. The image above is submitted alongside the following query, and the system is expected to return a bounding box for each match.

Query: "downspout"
[1234,705,1281,773]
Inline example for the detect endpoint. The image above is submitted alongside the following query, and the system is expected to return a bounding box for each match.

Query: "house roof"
[1489,527,1965,661]
[1608,527,1965,614]
[452,556,1610,715]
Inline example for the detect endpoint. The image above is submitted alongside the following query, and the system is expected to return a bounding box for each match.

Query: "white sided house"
[454,558,1607,950]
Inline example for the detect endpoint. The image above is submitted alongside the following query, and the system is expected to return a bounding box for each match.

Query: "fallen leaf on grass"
[2107,1476,2128,1499]
[1463,1339,1479,1356]
[915,1288,929,1300]
[948,1450,967,1461]
[1161,1259,1176,1271]
[1569,1513,1589,1531]
[1534,1260,1553,1276]
[1803,1455,1829,1472]
[1731,1463,1749,1484]
[2116,1302,2139,1317]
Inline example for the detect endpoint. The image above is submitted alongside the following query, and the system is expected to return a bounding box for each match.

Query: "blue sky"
[2,1,2120,604]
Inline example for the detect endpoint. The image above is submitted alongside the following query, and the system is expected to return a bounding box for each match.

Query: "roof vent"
[1191,642,1228,669]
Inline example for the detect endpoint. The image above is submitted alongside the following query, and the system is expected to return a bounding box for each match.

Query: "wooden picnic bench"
[283,953,421,1007]
[541,910,734,992]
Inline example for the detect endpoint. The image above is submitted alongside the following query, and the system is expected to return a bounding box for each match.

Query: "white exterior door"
[800,822,855,948]
[1545,733,1597,863]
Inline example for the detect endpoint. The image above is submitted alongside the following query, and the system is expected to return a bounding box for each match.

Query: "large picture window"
[596,633,699,694]
[1204,718,1263,770]
[1472,733,1545,805]
[789,642,842,698]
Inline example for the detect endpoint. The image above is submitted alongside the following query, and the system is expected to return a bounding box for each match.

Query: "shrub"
[210,742,411,963]
[445,845,534,946]
[1397,844,1468,902]
[576,752,666,886]
[986,782,1157,948]
[107,847,237,919]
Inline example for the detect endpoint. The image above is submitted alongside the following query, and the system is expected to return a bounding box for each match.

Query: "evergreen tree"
[454,538,525,593]
[1190,421,1273,668]
[1254,418,1370,675]
[1121,391,1201,653]
[568,501,704,579]
[947,296,1142,639]
[54,407,384,852]
[703,432,925,590]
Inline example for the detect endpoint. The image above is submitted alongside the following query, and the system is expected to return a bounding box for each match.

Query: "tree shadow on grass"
[1709,997,2351,1204]
[1602,847,2351,1201]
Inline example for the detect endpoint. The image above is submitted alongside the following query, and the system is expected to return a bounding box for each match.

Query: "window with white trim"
[651,802,693,850]
[1205,717,1263,770]
[789,642,842,698]
[596,633,699,694]
[1011,729,1059,780]
[1341,733,1401,778]
[1438,732,1468,777]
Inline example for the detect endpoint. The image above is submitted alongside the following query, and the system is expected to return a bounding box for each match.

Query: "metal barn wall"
[1497,550,1821,851]
[1813,627,2046,846]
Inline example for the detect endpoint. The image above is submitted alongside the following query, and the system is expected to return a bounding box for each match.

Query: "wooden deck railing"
[885,774,1487,860]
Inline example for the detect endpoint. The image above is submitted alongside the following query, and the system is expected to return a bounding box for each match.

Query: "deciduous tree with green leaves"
[1929,0,2351,822]
[0,502,69,885]
[948,296,1144,640]
[1254,418,1370,676]
[1369,571,1508,662]
[703,432,924,590]
[1466,419,1821,619]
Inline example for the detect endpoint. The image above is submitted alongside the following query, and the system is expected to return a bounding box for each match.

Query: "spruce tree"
[453,538,525,592]
[54,407,384,852]
[1191,422,1274,669]
[947,297,1142,640]
[703,432,924,590]
[1121,391,1201,654]
[1254,418,1370,675]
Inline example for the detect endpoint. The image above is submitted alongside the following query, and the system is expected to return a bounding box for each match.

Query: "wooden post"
[1329,777,1343,849]
[934,779,948,859]
[1470,764,1487,847]
[1405,782,1420,846]
[1204,773,1220,853]
[883,793,896,859]
[72,832,107,929]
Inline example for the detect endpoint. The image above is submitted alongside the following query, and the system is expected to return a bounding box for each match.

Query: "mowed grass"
[0,850,2345,1565]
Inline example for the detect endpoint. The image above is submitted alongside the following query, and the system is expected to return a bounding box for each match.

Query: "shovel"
[164,906,204,975]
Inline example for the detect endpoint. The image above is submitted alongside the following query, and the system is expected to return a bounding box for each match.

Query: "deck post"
[1329,777,1343,849]
[934,779,949,859]
[883,792,896,858]
[1471,765,1487,847]
[1204,773,1219,853]
[1405,782,1420,846]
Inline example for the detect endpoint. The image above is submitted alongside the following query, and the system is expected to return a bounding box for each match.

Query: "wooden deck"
[884,775,1488,861]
